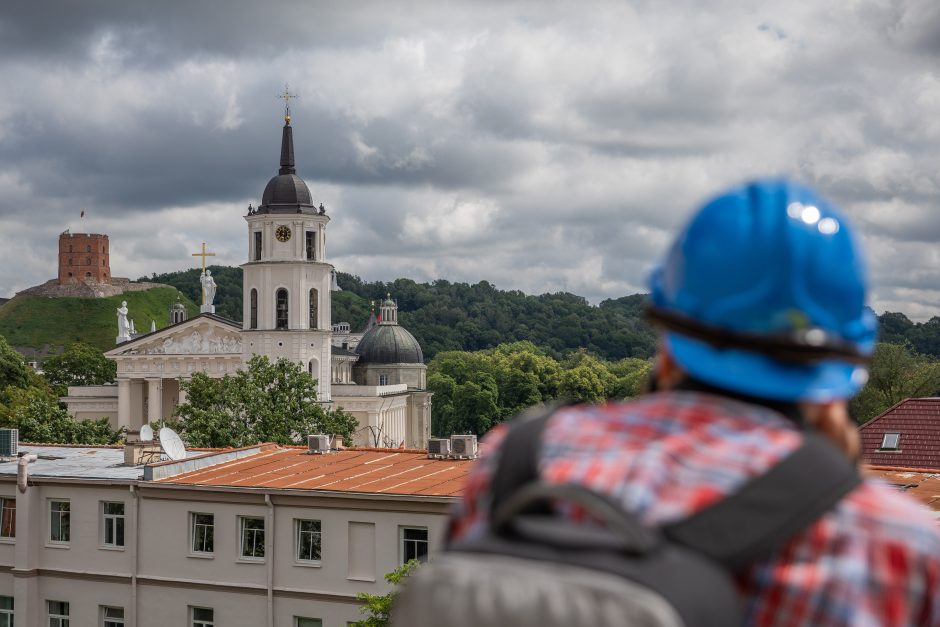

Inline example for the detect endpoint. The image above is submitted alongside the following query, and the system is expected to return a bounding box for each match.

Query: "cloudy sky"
[1,1,939,319]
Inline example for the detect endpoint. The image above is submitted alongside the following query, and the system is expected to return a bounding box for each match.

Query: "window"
[102,502,124,548]
[101,606,124,627]
[86,257,91,265]
[48,600,69,627]
[250,289,258,329]
[379,374,389,386]
[68,258,72,265]
[882,433,901,450]
[191,607,213,627]
[254,231,262,261]
[0,596,12,627]
[239,516,265,560]
[276,288,289,329]
[400,526,428,564]
[191,513,214,555]
[295,519,321,563]
[0,497,15,539]
[85,272,92,278]
[49,500,70,544]
[86,245,91,252]
[296,618,322,627]
[309,288,318,329]
[305,231,316,260]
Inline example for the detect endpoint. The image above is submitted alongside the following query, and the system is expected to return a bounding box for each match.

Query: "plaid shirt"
[448,391,940,626]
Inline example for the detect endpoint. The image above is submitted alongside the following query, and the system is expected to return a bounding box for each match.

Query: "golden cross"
[277,83,298,122]
[191,242,216,305]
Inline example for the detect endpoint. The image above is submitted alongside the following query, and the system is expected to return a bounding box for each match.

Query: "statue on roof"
[116,301,130,343]
[200,269,217,313]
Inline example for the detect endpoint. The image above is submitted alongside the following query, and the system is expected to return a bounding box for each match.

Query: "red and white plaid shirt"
[448,391,940,626]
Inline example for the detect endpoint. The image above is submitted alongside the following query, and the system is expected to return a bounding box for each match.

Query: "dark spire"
[279,121,296,175]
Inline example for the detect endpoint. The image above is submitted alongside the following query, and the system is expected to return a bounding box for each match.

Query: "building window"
[239,516,265,560]
[86,257,91,265]
[68,258,72,265]
[305,231,315,260]
[0,596,12,627]
[276,288,289,330]
[250,289,258,329]
[296,618,322,627]
[379,374,389,386]
[102,502,125,548]
[254,231,262,261]
[191,607,214,627]
[85,272,92,278]
[295,519,321,563]
[191,513,214,555]
[48,600,69,627]
[49,500,70,544]
[881,433,901,450]
[309,288,318,329]
[0,497,15,539]
[101,606,124,627]
[400,526,428,564]
[86,245,91,252]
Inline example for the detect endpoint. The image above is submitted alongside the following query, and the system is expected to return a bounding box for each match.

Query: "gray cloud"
[0,0,939,320]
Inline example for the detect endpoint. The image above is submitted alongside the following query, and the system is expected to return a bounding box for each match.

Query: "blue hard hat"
[647,178,876,402]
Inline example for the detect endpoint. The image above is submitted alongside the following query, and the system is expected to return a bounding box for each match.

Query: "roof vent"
[0,429,18,458]
[307,434,332,455]
[427,438,451,459]
[449,435,478,459]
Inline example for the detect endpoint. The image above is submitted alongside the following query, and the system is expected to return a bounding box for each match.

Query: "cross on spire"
[277,83,298,124]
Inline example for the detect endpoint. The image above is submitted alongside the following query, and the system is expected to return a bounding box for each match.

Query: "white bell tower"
[241,97,333,401]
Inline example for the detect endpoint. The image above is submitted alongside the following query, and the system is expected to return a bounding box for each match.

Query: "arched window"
[250,289,258,329]
[86,245,91,252]
[275,288,289,329]
[67,272,73,278]
[309,288,318,329]
[86,257,91,265]
[68,258,72,266]
[85,272,92,278]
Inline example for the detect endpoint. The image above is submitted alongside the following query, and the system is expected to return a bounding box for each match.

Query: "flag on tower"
[80,210,85,218]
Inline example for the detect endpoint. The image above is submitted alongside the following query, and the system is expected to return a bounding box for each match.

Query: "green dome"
[355,324,424,365]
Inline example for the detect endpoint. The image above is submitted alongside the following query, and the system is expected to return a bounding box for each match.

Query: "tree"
[851,342,940,424]
[0,335,31,393]
[1,386,119,444]
[351,560,420,627]
[42,342,117,396]
[174,355,358,447]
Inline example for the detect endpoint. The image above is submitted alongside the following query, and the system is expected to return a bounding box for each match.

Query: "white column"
[117,378,131,430]
[146,378,163,424]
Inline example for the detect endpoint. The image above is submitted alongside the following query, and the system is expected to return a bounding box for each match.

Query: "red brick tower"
[58,232,111,285]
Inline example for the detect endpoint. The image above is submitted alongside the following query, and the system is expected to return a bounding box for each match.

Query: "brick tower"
[58,232,111,285]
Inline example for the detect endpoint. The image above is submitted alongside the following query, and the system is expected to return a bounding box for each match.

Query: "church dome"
[355,324,424,365]
[261,173,313,207]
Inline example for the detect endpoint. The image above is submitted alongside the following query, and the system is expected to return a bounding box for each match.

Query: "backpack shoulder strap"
[663,432,861,571]
[488,405,557,520]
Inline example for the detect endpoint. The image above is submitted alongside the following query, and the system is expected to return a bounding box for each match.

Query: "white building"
[0,440,470,626]
[64,109,432,449]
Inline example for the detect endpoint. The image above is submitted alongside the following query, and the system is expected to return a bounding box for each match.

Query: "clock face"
[275,225,292,242]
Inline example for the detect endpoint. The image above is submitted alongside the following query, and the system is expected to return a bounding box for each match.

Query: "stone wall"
[17,278,172,299]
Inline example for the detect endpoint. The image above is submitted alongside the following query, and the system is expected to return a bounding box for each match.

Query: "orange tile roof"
[865,466,940,514]
[154,447,474,497]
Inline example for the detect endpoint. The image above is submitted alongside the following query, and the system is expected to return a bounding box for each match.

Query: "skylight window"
[881,433,901,450]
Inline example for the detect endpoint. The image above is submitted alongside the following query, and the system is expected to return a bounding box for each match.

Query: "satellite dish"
[159,427,187,461]
[139,424,154,442]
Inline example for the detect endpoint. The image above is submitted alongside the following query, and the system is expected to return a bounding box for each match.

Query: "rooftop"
[0,445,143,481]
[866,466,940,517]
[153,446,472,497]
[858,398,940,470]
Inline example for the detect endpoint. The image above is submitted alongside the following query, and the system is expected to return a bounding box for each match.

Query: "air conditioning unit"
[427,438,451,458]
[307,434,331,455]
[0,429,18,457]
[449,435,478,459]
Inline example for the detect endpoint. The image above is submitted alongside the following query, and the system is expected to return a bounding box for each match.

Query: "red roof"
[865,466,940,515]
[859,398,940,470]
[154,446,473,497]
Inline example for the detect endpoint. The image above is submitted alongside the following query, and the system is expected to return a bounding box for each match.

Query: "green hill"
[0,287,199,356]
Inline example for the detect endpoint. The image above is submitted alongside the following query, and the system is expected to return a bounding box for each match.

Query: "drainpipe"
[266,493,274,627]
[16,455,37,493]
[130,484,139,627]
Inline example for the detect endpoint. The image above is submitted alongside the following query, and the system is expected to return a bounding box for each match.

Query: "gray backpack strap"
[489,406,556,520]
[663,432,861,571]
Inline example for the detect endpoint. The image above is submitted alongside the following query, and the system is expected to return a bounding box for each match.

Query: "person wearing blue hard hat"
[443,178,940,626]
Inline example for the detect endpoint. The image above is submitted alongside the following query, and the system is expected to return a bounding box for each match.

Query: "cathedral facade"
[64,111,431,449]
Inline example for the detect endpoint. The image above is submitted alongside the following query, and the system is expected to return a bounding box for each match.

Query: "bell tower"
[241,95,333,401]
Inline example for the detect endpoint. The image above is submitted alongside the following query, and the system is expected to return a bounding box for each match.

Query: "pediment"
[107,315,242,357]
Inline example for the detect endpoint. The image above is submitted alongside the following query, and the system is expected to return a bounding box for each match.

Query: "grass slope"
[0,288,199,353]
